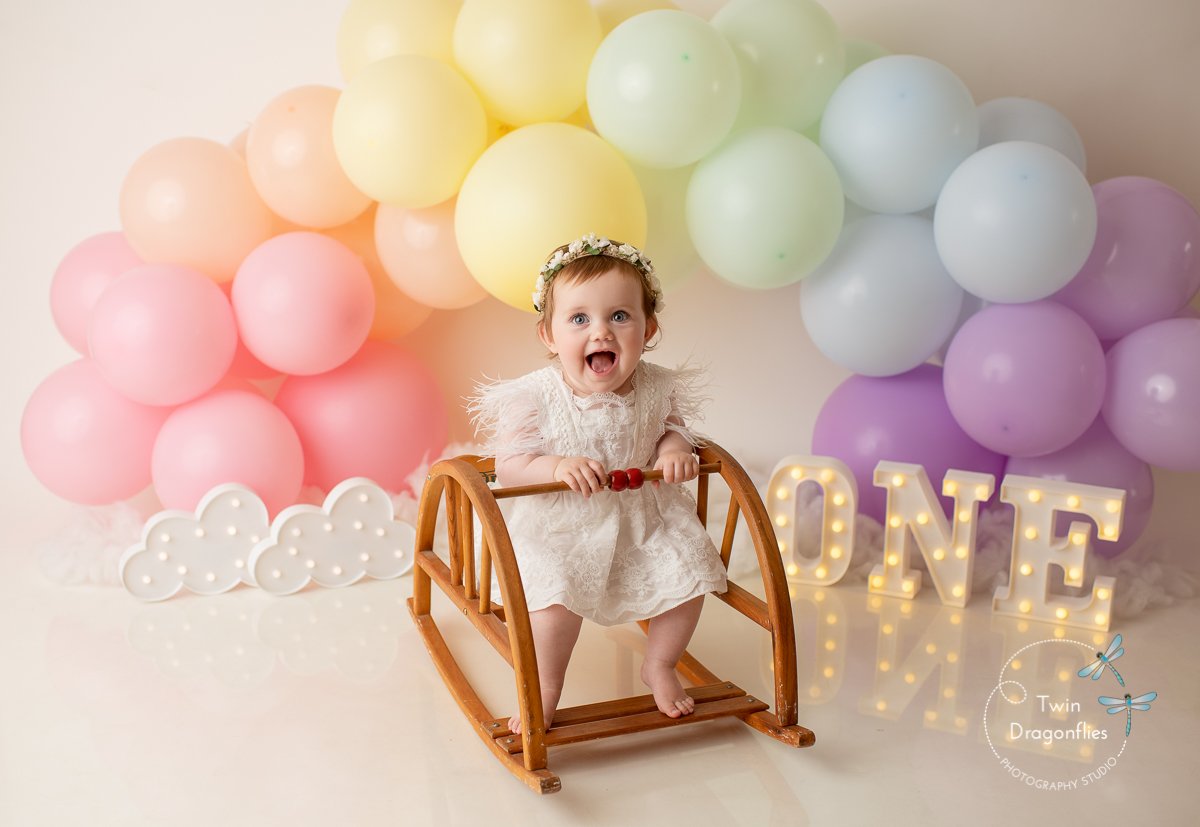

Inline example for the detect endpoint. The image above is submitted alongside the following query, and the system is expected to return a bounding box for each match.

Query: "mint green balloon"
[843,38,889,76]
[686,127,844,288]
[712,0,844,133]
[587,10,740,168]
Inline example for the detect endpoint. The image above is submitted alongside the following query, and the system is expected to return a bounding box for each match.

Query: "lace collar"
[552,363,641,409]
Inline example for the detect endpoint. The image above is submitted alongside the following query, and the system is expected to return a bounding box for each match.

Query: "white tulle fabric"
[469,362,728,626]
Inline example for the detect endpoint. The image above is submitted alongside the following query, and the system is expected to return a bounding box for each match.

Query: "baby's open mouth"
[586,351,616,375]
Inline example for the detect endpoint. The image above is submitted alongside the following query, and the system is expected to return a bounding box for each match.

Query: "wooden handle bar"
[491,462,722,500]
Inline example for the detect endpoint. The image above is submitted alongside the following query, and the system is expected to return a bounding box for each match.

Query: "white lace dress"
[469,362,728,626]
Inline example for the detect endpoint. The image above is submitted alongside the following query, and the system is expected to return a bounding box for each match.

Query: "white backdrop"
[3,0,1197,568]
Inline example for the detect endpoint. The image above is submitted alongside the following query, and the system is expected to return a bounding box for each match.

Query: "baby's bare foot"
[641,658,694,718]
[508,685,562,734]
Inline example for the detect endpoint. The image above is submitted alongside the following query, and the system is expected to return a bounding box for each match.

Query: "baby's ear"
[537,319,557,353]
[643,315,659,343]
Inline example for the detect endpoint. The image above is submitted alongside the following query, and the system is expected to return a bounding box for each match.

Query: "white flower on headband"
[534,234,664,314]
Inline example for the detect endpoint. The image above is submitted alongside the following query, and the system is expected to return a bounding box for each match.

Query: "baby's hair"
[537,253,662,353]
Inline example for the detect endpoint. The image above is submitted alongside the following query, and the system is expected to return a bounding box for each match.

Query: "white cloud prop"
[119,485,269,601]
[249,477,416,596]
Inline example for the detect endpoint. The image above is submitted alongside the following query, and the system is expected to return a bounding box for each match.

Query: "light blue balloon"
[934,141,1097,303]
[686,127,843,288]
[587,10,741,168]
[977,96,1086,173]
[820,55,978,214]
[800,215,964,376]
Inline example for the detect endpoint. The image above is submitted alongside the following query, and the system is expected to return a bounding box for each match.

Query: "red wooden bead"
[609,469,628,492]
[626,467,644,490]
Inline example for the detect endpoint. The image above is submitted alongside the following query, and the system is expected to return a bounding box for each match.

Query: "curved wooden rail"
[408,442,813,795]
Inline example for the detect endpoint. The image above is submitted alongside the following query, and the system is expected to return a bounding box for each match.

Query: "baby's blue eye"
[569,313,588,324]
[612,310,630,322]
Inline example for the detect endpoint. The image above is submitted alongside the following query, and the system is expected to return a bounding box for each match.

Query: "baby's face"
[538,267,656,397]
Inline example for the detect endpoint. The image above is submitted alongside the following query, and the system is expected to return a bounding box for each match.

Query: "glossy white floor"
[2,494,1196,827]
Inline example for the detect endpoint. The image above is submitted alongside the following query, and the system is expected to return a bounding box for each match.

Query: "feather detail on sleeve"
[466,372,545,459]
[658,361,711,447]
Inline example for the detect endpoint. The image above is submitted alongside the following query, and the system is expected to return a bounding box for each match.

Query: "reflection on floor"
[2,547,1196,826]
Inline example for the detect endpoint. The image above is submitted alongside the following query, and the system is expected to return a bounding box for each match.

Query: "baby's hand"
[654,450,700,485]
[554,456,606,498]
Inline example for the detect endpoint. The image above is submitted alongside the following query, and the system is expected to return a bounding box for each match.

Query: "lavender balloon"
[1103,317,1200,471]
[943,302,1106,457]
[812,364,1006,522]
[1053,177,1200,341]
[1005,418,1153,557]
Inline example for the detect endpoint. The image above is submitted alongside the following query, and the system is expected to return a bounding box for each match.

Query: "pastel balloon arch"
[21,0,1200,562]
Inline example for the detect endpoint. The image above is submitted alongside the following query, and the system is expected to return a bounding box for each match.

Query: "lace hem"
[527,576,728,626]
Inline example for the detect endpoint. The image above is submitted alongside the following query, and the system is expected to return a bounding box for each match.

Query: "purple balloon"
[811,364,1006,522]
[1053,177,1200,341]
[943,302,1106,457]
[1005,418,1153,557]
[1103,317,1200,471]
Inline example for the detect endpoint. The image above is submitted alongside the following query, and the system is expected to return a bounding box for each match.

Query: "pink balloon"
[88,265,237,406]
[21,360,170,504]
[1102,317,1200,471]
[1053,177,1200,340]
[274,342,447,492]
[50,232,144,354]
[217,282,280,381]
[1004,418,1153,557]
[233,232,375,375]
[152,390,304,515]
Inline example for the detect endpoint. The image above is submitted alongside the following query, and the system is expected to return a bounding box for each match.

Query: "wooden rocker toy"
[408,441,814,794]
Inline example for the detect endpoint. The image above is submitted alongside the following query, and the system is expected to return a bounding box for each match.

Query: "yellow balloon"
[455,123,647,312]
[336,0,462,81]
[453,0,601,126]
[593,0,673,35]
[333,54,487,209]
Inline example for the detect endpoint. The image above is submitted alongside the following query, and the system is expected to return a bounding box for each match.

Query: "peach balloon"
[152,389,304,516]
[274,342,447,493]
[246,85,372,229]
[323,207,433,339]
[375,199,488,310]
[21,359,170,504]
[88,264,238,406]
[50,232,144,354]
[232,232,375,375]
[119,137,274,282]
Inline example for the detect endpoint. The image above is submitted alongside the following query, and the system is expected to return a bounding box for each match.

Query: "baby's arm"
[496,453,607,498]
[653,417,700,484]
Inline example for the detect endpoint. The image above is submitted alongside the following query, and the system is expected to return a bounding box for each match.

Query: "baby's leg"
[642,596,704,718]
[509,604,583,734]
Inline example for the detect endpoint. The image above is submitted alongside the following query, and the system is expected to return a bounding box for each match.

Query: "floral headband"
[533,233,665,314]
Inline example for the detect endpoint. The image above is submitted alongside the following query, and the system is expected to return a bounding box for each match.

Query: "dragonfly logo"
[982,634,1157,790]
